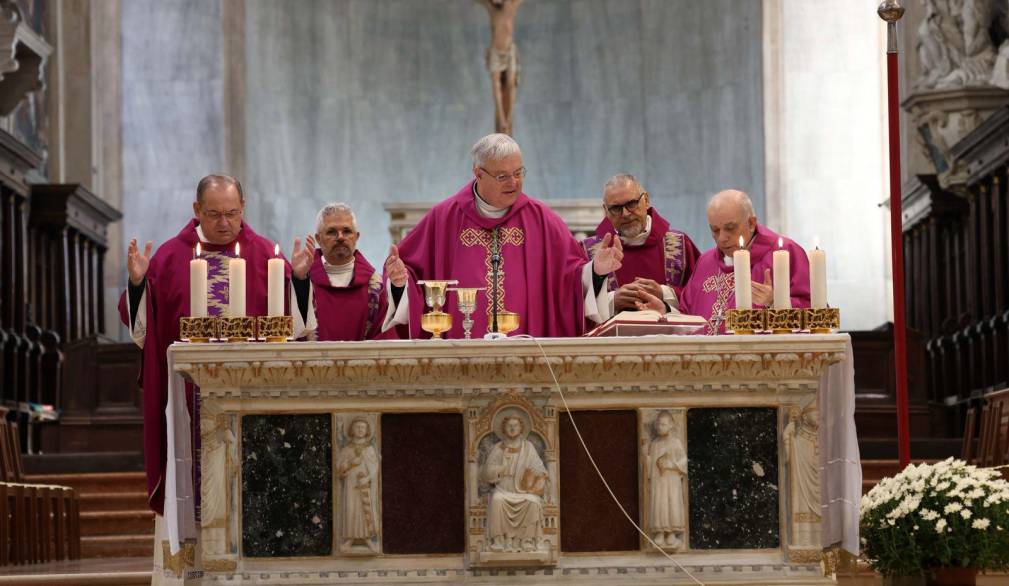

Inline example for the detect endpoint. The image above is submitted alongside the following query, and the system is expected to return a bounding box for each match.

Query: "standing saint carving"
[337,418,380,553]
[476,0,523,136]
[645,411,687,550]
[784,404,821,550]
[481,414,547,552]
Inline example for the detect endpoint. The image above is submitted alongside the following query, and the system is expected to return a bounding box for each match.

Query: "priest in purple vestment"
[289,202,391,341]
[676,189,810,335]
[381,133,624,339]
[581,173,700,319]
[117,174,290,515]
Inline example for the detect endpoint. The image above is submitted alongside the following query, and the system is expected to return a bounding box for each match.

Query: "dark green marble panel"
[241,414,332,557]
[687,408,779,549]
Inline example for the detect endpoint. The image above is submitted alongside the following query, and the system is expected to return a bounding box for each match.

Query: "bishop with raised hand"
[381,133,623,339]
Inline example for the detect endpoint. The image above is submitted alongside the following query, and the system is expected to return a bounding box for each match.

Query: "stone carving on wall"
[476,0,523,135]
[993,1,1009,88]
[0,0,51,117]
[641,409,688,552]
[336,414,381,555]
[784,401,821,560]
[200,401,239,558]
[916,0,997,90]
[467,392,558,565]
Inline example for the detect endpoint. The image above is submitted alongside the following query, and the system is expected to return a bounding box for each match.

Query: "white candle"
[189,243,208,317]
[267,243,285,316]
[229,242,246,317]
[810,240,827,309]
[733,235,752,310]
[772,237,791,309]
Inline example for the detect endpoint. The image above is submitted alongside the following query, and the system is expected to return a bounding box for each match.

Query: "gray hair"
[315,202,358,234]
[708,189,755,220]
[602,173,644,198]
[471,133,522,168]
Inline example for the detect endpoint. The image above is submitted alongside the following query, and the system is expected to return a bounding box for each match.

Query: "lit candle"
[810,238,827,309]
[267,243,285,316]
[190,243,208,317]
[772,237,790,309]
[229,242,246,317]
[733,235,752,309]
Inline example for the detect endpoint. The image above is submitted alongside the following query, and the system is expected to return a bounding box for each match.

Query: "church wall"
[241,0,765,269]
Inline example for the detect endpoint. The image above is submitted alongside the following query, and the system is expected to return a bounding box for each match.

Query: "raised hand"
[290,236,315,279]
[752,268,774,307]
[592,232,624,275]
[127,238,153,286]
[384,245,408,288]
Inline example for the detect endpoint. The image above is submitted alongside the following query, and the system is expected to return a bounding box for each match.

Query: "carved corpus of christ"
[476,0,523,136]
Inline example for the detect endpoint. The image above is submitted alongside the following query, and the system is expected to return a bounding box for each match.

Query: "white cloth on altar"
[819,338,862,556]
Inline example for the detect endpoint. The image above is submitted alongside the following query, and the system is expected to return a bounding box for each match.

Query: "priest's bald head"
[707,189,757,259]
[192,174,245,245]
[471,133,526,209]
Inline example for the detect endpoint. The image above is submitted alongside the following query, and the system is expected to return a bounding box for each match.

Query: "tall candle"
[733,235,752,309]
[810,241,827,309]
[229,242,246,317]
[190,243,208,317]
[772,237,791,309]
[267,243,284,316]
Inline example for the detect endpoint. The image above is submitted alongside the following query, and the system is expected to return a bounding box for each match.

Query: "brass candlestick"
[766,308,804,334]
[219,316,256,342]
[727,309,767,335]
[417,280,458,339]
[805,308,841,334]
[450,287,484,339]
[257,316,294,342]
[179,316,219,343]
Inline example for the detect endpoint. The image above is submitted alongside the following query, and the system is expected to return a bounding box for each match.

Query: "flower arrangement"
[860,458,1009,577]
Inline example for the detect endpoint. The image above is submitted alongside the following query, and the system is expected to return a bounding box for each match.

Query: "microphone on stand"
[485,228,506,340]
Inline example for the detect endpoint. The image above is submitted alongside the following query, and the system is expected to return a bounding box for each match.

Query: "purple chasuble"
[390,181,589,339]
[679,224,810,335]
[581,208,700,296]
[117,219,291,514]
[309,249,391,341]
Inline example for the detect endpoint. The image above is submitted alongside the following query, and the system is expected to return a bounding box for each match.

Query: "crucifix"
[476,0,524,136]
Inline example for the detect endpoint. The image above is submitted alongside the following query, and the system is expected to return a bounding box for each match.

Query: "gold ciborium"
[494,310,520,336]
[450,287,484,339]
[417,280,458,339]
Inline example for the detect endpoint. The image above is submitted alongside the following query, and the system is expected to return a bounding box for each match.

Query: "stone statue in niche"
[200,404,238,556]
[476,0,523,135]
[644,410,687,551]
[337,416,380,554]
[916,0,997,90]
[784,403,821,547]
[481,409,548,552]
[992,2,1009,88]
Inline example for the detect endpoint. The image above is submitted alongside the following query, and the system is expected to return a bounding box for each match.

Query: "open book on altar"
[586,310,708,337]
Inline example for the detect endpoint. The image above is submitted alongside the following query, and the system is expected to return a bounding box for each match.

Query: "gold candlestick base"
[727,309,767,335]
[220,316,256,342]
[179,317,220,342]
[257,316,294,342]
[805,308,840,333]
[766,308,804,334]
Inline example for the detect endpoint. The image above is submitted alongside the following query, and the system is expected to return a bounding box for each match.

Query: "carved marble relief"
[640,409,688,552]
[200,400,238,558]
[784,400,821,560]
[916,0,998,90]
[467,392,558,566]
[336,413,381,555]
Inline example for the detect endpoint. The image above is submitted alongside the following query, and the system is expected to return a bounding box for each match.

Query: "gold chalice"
[420,310,453,339]
[494,310,520,336]
[450,287,484,339]
[417,280,458,339]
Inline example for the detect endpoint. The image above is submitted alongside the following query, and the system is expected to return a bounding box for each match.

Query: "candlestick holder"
[257,316,294,342]
[766,308,804,334]
[804,308,840,334]
[726,309,767,335]
[179,316,219,343]
[219,316,256,342]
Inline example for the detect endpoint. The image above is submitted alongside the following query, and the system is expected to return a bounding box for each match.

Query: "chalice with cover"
[417,280,457,339]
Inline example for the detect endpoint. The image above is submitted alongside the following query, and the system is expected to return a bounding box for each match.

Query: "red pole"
[879,1,910,468]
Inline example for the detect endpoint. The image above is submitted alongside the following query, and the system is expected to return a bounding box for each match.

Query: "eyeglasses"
[480,166,527,183]
[201,208,243,221]
[605,193,646,216]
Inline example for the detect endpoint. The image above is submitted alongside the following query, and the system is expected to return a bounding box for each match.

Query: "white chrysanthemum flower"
[936,519,947,533]
[961,509,972,520]
[945,502,964,514]
[973,518,991,530]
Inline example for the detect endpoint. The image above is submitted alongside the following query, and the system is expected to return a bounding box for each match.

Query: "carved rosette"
[467,392,559,566]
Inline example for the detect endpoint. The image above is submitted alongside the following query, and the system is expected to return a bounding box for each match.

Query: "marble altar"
[162,334,856,585]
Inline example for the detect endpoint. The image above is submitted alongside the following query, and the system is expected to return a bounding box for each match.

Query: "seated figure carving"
[481,415,548,552]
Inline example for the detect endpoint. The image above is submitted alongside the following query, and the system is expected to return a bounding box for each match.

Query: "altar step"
[23,471,154,558]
